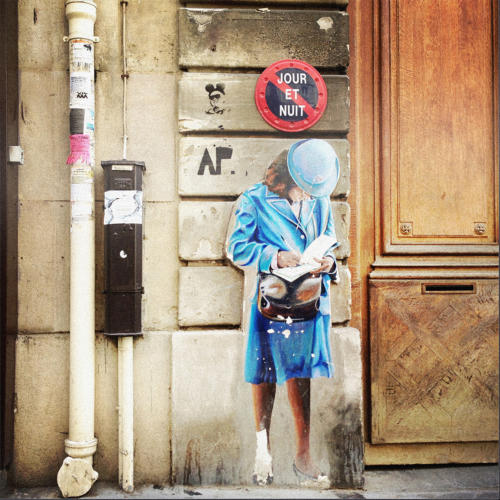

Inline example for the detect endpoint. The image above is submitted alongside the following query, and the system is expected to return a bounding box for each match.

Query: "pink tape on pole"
[67,134,91,165]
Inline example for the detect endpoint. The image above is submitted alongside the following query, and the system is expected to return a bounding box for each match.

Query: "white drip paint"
[253,430,273,486]
[317,16,334,31]
[187,10,224,33]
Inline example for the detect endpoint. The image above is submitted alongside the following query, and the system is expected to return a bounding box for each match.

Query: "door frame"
[0,0,18,472]
[348,0,499,465]
[347,0,377,454]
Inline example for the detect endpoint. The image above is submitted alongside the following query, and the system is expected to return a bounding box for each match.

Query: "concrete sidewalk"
[0,465,498,499]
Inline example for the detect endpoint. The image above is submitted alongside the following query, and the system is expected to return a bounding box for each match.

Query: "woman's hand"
[310,256,334,277]
[277,250,301,268]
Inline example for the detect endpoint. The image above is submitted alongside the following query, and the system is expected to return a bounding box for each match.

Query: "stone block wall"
[11,0,363,489]
[175,0,362,489]
[13,0,178,486]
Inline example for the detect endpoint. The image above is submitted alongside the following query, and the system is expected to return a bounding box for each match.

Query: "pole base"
[57,457,98,498]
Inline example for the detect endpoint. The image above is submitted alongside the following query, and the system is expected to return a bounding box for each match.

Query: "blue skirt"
[244,309,334,385]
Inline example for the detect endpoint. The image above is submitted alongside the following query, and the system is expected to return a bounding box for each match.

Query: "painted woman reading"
[226,139,340,487]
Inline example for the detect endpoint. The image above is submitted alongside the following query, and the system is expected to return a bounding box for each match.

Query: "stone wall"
[12,0,363,489]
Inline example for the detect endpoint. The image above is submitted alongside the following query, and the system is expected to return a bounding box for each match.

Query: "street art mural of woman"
[226,139,340,488]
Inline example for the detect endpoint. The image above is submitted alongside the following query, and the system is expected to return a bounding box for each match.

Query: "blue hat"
[287,139,340,197]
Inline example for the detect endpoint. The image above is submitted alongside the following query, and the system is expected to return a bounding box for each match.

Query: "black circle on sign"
[265,68,319,122]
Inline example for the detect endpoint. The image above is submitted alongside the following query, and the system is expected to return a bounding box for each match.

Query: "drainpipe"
[57,1,99,497]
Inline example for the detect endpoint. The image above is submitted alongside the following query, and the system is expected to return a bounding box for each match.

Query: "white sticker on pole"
[70,72,92,109]
[69,41,94,72]
[104,190,143,225]
[71,183,92,202]
[71,184,93,217]
[85,109,95,132]
[71,201,93,218]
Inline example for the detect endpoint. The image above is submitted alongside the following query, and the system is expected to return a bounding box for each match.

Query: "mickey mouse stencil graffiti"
[205,83,226,115]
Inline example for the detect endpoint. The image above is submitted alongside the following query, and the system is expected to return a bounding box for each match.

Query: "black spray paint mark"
[197,146,233,175]
[205,83,226,115]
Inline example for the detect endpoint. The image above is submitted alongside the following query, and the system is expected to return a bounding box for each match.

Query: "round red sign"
[254,59,328,132]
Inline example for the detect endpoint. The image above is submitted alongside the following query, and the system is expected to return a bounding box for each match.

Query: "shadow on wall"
[328,402,364,488]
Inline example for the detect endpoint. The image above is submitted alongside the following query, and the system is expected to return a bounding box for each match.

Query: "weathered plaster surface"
[171,327,362,487]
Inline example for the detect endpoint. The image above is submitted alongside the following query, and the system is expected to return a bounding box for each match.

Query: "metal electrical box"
[102,160,145,335]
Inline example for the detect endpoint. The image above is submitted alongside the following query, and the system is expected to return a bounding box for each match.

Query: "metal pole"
[121,0,128,160]
[117,2,134,492]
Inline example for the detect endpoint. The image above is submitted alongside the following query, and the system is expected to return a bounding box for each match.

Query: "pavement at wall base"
[0,465,498,499]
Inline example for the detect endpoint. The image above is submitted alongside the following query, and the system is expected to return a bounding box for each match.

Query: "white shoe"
[252,452,273,486]
[252,431,273,486]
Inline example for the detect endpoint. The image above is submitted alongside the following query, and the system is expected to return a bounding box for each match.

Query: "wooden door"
[349,0,499,464]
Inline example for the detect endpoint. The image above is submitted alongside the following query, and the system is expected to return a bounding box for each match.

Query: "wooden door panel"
[370,279,499,444]
[382,0,498,249]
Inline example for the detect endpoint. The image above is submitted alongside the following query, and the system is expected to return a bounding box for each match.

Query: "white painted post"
[118,336,134,492]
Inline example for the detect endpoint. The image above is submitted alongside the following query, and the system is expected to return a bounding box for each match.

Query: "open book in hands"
[271,234,338,282]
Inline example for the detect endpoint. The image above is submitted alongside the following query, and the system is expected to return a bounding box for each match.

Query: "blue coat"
[227,183,338,384]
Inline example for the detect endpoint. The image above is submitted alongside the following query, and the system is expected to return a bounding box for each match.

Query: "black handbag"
[257,272,322,322]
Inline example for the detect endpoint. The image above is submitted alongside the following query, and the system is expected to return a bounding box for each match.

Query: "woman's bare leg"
[252,382,276,438]
[286,377,321,477]
[251,383,276,484]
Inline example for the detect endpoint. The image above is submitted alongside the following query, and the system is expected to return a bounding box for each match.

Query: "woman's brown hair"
[263,149,297,198]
